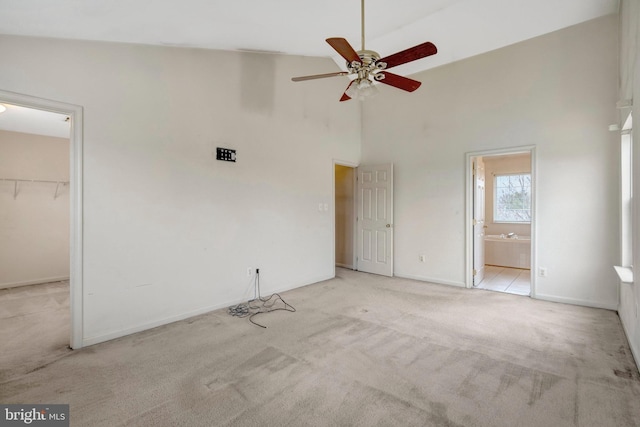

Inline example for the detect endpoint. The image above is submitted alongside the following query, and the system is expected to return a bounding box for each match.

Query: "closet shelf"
[1,178,69,200]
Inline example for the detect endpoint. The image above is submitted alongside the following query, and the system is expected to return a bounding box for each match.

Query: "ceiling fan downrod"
[361,0,366,51]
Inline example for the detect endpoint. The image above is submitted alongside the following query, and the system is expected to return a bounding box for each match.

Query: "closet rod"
[1,178,69,200]
[0,178,69,184]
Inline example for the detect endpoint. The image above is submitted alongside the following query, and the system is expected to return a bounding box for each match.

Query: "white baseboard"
[82,298,244,347]
[0,276,70,289]
[534,293,617,311]
[268,274,334,294]
[82,273,334,347]
[394,272,466,288]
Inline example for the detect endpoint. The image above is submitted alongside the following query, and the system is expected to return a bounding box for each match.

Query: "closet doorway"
[0,90,83,354]
[334,162,357,272]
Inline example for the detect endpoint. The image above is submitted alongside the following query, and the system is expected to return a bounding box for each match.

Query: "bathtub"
[484,234,531,269]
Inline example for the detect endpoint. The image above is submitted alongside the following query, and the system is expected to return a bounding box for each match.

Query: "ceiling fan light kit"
[345,78,379,101]
[291,0,437,101]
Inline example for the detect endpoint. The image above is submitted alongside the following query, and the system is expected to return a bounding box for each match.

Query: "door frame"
[332,159,358,277]
[472,156,486,285]
[0,89,84,349]
[464,146,537,298]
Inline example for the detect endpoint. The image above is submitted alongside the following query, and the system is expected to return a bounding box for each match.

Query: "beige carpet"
[1,269,639,426]
[0,280,70,381]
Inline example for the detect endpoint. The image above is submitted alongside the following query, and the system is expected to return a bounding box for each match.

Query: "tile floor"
[475,265,530,296]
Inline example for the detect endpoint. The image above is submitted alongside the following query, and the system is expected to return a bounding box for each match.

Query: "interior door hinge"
[473,269,477,276]
[472,219,477,226]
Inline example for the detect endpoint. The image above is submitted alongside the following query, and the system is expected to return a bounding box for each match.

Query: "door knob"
[386,224,391,228]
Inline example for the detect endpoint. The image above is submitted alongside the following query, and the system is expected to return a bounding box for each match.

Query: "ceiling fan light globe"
[357,79,371,90]
[345,81,358,99]
[360,81,379,99]
[346,78,379,101]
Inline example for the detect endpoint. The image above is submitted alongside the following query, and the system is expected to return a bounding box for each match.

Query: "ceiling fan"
[291,0,438,101]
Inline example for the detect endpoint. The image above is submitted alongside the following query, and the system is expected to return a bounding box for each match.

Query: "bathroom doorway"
[467,148,535,296]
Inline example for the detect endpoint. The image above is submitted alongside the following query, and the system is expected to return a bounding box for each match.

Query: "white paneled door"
[356,164,393,277]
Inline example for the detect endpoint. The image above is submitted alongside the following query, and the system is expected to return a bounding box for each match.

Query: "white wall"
[0,36,361,345]
[0,130,70,287]
[483,154,531,237]
[362,16,619,308]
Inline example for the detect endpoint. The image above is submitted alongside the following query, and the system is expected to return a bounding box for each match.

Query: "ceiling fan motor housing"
[348,50,388,82]
[349,50,385,70]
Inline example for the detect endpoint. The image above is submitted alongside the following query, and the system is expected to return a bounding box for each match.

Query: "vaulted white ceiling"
[0,0,619,137]
[0,0,619,76]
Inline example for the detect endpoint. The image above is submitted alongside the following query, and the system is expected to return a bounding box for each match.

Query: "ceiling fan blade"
[377,42,437,70]
[340,81,355,102]
[326,38,362,64]
[292,71,349,82]
[376,72,422,92]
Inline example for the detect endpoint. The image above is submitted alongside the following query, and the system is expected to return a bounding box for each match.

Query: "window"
[621,112,633,267]
[494,173,531,223]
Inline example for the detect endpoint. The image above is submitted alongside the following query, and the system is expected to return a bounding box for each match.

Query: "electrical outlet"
[419,255,425,262]
[247,268,252,277]
[538,267,547,277]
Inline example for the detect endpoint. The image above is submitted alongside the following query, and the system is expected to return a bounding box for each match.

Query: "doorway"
[466,148,535,297]
[0,90,83,349]
[333,161,395,277]
[334,162,356,271]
